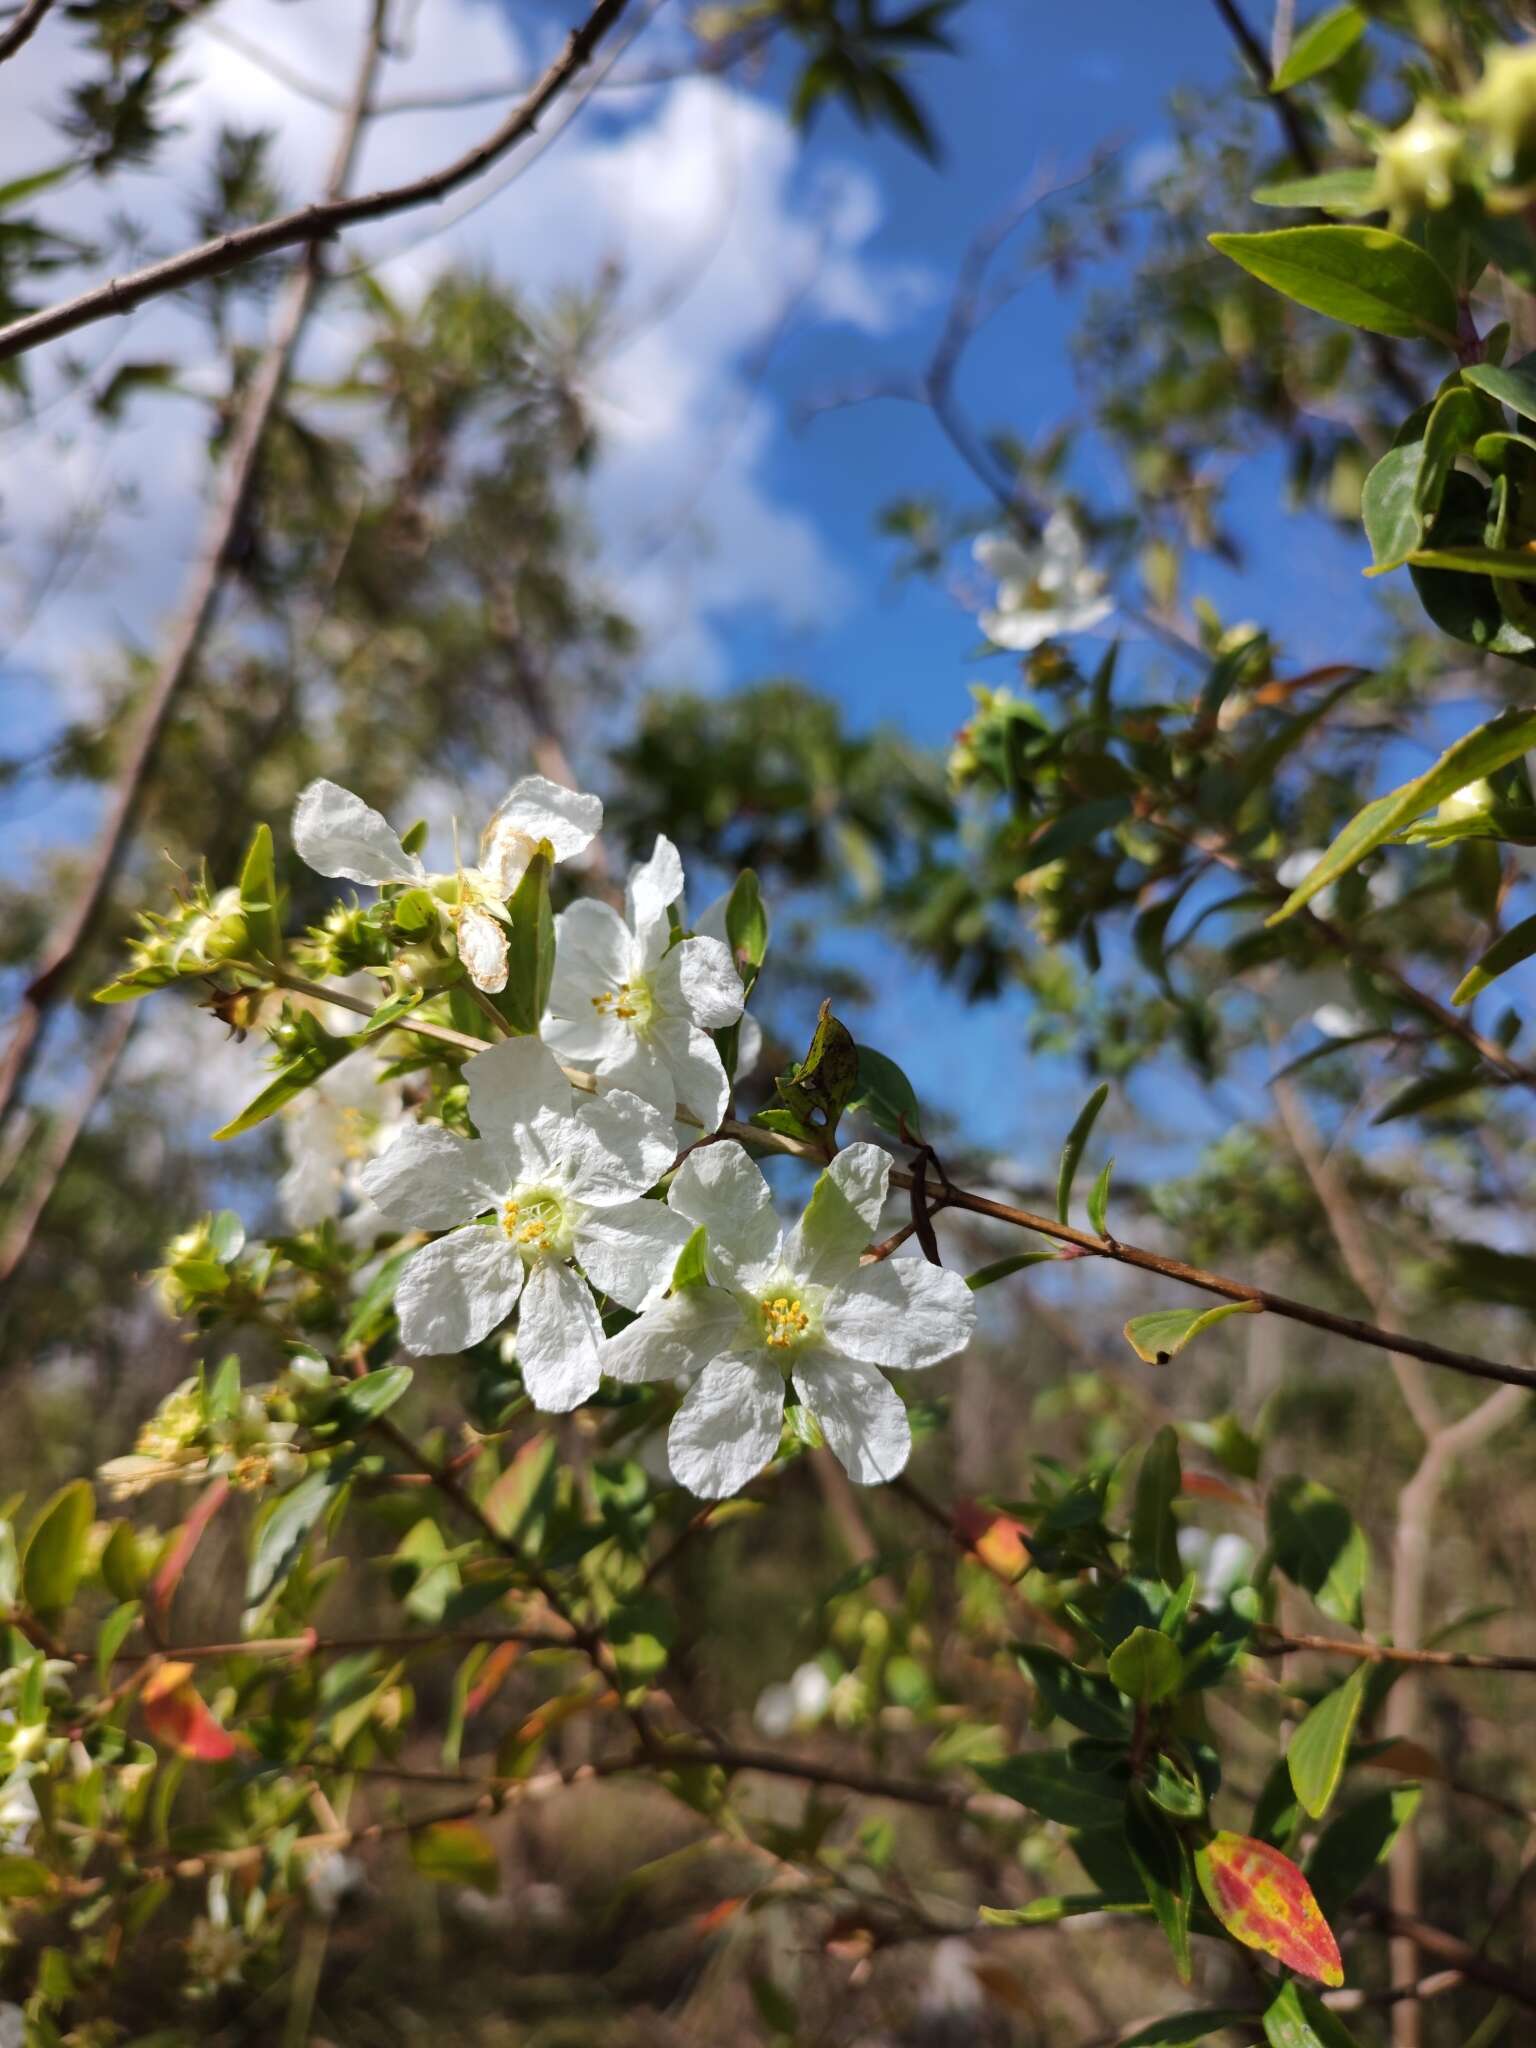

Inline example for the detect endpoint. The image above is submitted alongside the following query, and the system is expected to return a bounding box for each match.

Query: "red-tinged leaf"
[1194,1830,1344,1987]
[1359,1738,1444,1782]
[151,1477,230,1624]
[464,1639,522,1719]
[953,1499,1030,1576]
[695,1895,745,1936]
[1180,1472,1252,1508]
[141,1661,236,1762]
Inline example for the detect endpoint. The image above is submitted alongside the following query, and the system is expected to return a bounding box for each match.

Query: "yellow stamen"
[761,1295,809,1348]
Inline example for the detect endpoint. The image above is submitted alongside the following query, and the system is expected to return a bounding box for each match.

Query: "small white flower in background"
[972,512,1113,652]
[602,1141,975,1498]
[279,978,407,1232]
[0,2005,21,2048]
[0,1774,38,1853]
[303,1848,364,1919]
[1312,1002,1367,1041]
[1177,1528,1254,1603]
[543,835,746,1130]
[753,1658,834,1738]
[291,774,603,994]
[359,1038,688,1410]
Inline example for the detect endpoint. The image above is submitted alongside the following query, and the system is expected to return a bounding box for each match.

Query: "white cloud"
[0,0,933,702]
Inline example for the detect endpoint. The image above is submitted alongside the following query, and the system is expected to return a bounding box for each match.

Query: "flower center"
[591,976,654,1030]
[500,1187,571,1260]
[760,1293,811,1350]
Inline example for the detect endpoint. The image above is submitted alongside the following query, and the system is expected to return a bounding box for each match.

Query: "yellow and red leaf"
[1194,1830,1343,1987]
[141,1660,237,1762]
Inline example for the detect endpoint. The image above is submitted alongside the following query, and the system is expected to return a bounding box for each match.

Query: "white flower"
[357,1038,688,1410]
[291,775,603,994]
[543,836,746,1130]
[0,2004,22,2048]
[303,1848,364,1918]
[280,1054,406,1233]
[1312,1002,1366,1040]
[602,1141,975,1498]
[972,513,1113,652]
[753,1659,833,1738]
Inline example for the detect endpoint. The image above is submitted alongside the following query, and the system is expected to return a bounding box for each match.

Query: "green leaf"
[1464,354,1536,422]
[95,1599,140,1692]
[1268,708,1536,923]
[341,1249,412,1348]
[409,1819,500,1894]
[1126,1791,1194,1983]
[237,823,282,965]
[1109,1627,1183,1705]
[1117,2016,1256,2048]
[846,1043,923,1138]
[1015,1645,1127,1739]
[1123,1299,1260,1365]
[1250,168,1377,213]
[246,1460,353,1610]
[501,851,555,1035]
[0,161,76,209]
[966,1250,1059,1290]
[670,1223,711,1294]
[1208,226,1458,345]
[1305,1784,1420,1918]
[1453,912,1536,1004]
[212,1033,352,1141]
[1287,1663,1370,1818]
[482,1434,558,1547]
[973,1750,1127,1828]
[332,1365,412,1431]
[1415,386,1482,532]
[1057,1081,1109,1223]
[1262,1981,1362,2048]
[980,1892,1148,1927]
[1268,1476,1368,1627]
[1130,1425,1183,1587]
[21,1480,95,1616]
[1400,544,1536,580]
[1087,1158,1114,1238]
[1272,4,1366,90]
[1371,1069,1484,1125]
[776,1000,859,1138]
[1362,439,1426,569]
[723,868,768,987]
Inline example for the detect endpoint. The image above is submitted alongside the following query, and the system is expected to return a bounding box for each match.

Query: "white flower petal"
[357,1121,497,1229]
[973,532,1034,584]
[668,1140,778,1283]
[544,1007,630,1068]
[735,1012,763,1079]
[517,1258,603,1411]
[464,1038,570,1172]
[626,835,684,959]
[663,935,744,1030]
[549,898,636,1013]
[485,776,603,864]
[980,607,1056,652]
[822,1257,976,1370]
[593,1032,676,1119]
[292,780,419,887]
[576,1198,693,1310]
[601,1287,742,1384]
[278,1144,343,1229]
[656,1019,731,1132]
[668,1353,785,1498]
[457,905,509,993]
[395,1229,524,1355]
[789,1142,891,1282]
[563,1088,675,1206]
[792,1353,910,1486]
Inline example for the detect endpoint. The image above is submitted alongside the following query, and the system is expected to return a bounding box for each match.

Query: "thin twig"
[0,0,53,64]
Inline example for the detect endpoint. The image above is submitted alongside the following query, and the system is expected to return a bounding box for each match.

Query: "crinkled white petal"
[658,935,744,1030]
[576,1198,693,1310]
[973,532,1034,584]
[278,1142,343,1229]
[357,1121,498,1230]
[543,1008,631,1068]
[668,1141,778,1282]
[395,1229,524,1355]
[292,780,420,887]
[549,898,637,1014]
[464,1038,569,1176]
[668,1352,785,1498]
[789,1142,891,1282]
[656,1019,731,1132]
[601,1287,742,1384]
[562,1087,675,1206]
[593,1032,675,1119]
[793,1352,911,1486]
[485,776,603,864]
[457,905,510,993]
[822,1256,976,1369]
[517,1258,603,1411]
[626,835,684,961]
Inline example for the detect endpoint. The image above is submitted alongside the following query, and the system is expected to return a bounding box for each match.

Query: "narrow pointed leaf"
[1209,227,1458,345]
[1058,1082,1109,1222]
[1453,910,1536,1004]
[1271,4,1365,91]
[1287,1663,1369,1818]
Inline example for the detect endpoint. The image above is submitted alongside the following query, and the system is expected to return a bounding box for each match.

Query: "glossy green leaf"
[1287,1663,1369,1818]
[246,1459,354,1609]
[723,868,768,986]
[237,822,282,964]
[846,1043,922,1138]
[1016,1645,1127,1739]
[1360,440,1425,571]
[1118,2015,1256,2048]
[1269,708,1536,923]
[1453,911,1536,1004]
[1209,226,1458,345]
[22,1480,95,1615]
[1305,1784,1420,1917]
[1130,1425,1183,1586]
[1464,354,1536,422]
[1126,1791,1194,1983]
[212,1033,352,1141]
[1087,1157,1114,1238]
[1414,386,1481,531]
[671,1222,711,1293]
[1268,1476,1368,1626]
[332,1365,412,1430]
[1109,1627,1183,1704]
[973,1750,1128,1828]
[1272,4,1366,91]
[966,1250,1059,1290]
[1262,1981,1361,2047]
[980,1891,1147,1927]
[1401,544,1536,580]
[1123,1299,1260,1365]
[1058,1081,1109,1222]
[501,851,555,1035]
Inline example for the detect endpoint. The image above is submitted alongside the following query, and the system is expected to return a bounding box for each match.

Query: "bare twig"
[0,0,636,366]
[0,1005,133,1286]
[0,0,54,64]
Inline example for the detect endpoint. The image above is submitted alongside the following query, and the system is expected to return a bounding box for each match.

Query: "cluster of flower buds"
[95,881,251,1003]
[100,1356,303,1501]
[1368,41,1536,219]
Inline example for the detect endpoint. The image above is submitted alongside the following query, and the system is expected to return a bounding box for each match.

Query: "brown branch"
[0,0,54,64]
[0,13,389,1134]
[1257,1627,1536,1676]
[1359,1904,1536,2013]
[0,1005,133,1286]
[0,0,635,367]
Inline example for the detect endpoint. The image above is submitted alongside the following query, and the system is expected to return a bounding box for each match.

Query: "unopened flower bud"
[1372,106,1464,215]
[1465,42,1536,184]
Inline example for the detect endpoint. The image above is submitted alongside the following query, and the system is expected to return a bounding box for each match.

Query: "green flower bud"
[1372,105,1465,216]
[1465,41,1536,184]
